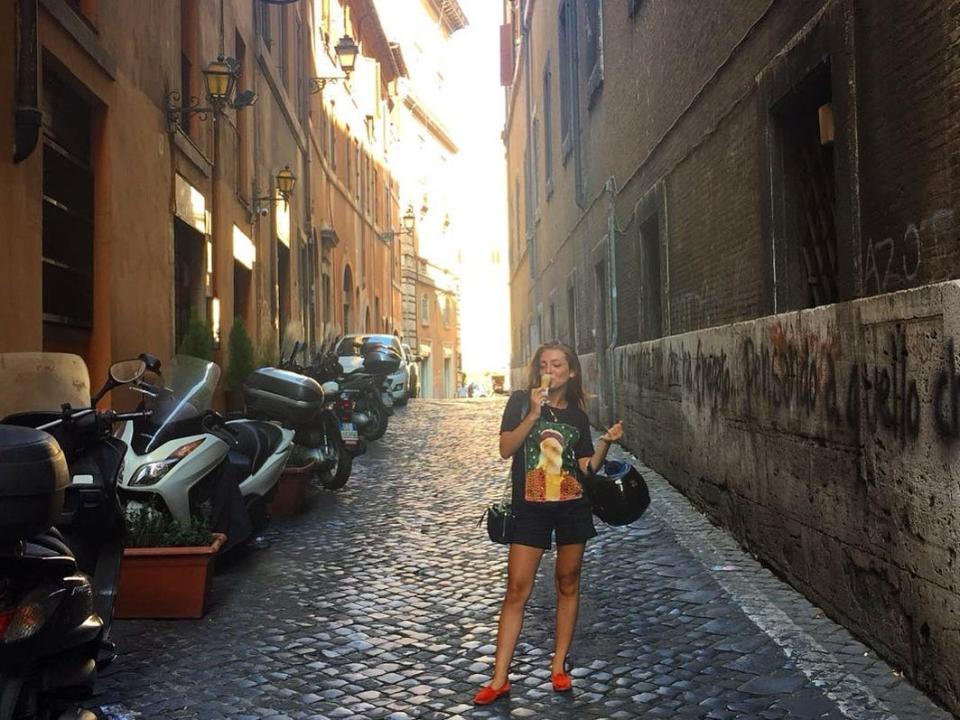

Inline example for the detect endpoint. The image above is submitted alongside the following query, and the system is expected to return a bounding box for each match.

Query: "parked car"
[401,343,419,401]
[336,334,409,405]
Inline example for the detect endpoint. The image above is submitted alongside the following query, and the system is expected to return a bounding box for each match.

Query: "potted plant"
[224,318,256,413]
[178,312,215,360]
[116,506,226,619]
[268,444,316,517]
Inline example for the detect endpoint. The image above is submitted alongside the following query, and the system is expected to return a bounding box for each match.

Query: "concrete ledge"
[611,279,960,715]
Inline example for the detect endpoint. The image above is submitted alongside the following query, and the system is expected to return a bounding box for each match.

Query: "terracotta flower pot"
[268,462,316,517]
[115,532,226,619]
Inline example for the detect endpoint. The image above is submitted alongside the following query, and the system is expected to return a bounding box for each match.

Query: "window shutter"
[500,23,515,86]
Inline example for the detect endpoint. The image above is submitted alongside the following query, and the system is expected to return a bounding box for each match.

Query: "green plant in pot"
[225,318,256,411]
[286,443,314,470]
[178,313,214,361]
[117,505,225,619]
[124,504,213,548]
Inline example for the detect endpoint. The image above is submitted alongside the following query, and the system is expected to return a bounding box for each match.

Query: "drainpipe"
[605,177,618,422]
[14,0,41,164]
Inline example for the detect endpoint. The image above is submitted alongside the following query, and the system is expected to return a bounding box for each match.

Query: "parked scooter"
[0,355,150,720]
[245,343,352,491]
[321,337,402,443]
[116,355,293,545]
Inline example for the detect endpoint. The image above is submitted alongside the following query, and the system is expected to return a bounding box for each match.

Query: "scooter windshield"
[145,355,220,453]
[0,352,91,420]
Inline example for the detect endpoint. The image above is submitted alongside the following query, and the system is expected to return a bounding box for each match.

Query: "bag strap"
[498,391,531,505]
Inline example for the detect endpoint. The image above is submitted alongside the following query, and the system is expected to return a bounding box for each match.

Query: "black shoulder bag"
[480,392,528,544]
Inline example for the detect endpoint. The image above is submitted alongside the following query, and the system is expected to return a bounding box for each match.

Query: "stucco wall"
[612,280,960,713]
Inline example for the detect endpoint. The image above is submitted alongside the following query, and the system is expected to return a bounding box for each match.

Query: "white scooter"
[115,355,293,545]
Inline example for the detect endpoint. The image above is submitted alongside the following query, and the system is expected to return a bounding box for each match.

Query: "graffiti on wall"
[624,321,958,444]
[864,209,953,294]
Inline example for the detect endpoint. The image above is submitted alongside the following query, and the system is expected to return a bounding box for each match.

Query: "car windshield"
[336,335,401,357]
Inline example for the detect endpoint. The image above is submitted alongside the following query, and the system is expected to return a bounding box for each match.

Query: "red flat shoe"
[551,672,572,692]
[473,681,511,705]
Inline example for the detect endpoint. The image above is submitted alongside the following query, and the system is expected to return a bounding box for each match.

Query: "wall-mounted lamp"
[253,165,297,216]
[379,206,417,243]
[167,56,256,132]
[307,75,345,94]
[334,35,360,76]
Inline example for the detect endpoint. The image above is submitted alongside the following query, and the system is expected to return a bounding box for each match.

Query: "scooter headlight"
[130,440,203,487]
[3,587,65,644]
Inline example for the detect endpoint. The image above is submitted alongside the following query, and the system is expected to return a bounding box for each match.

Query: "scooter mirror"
[109,359,147,384]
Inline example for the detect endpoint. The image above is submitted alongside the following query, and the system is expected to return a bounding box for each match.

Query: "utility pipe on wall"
[605,176,619,424]
[14,0,41,164]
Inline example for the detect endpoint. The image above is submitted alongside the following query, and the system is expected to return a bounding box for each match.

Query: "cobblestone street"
[94,398,950,720]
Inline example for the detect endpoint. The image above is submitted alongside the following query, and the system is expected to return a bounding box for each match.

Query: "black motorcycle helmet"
[587,460,650,526]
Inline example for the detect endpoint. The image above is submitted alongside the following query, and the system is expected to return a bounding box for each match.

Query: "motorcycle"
[0,353,150,720]
[116,355,293,545]
[245,344,353,491]
[325,337,402,443]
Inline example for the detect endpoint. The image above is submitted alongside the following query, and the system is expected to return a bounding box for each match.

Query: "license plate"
[340,423,359,444]
[381,393,394,407]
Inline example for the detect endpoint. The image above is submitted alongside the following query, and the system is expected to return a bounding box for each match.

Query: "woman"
[474,342,624,705]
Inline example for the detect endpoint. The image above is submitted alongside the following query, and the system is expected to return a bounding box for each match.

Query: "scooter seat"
[228,421,283,476]
[25,533,76,559]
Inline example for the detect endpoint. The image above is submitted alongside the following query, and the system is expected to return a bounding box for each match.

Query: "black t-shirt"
[500,390,594,510]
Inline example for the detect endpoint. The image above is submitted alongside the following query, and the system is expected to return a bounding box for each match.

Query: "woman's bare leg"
[489,543,544,687]
[552,543,585,674]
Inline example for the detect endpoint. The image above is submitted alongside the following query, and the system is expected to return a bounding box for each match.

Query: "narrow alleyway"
[94,398,949,720]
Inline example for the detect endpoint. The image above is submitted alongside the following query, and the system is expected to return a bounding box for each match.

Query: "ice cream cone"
[540,373,552,391]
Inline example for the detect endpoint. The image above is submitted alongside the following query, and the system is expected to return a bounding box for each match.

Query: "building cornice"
[403,94,459,154]
[348,0,401,82]
[424,0,469,35]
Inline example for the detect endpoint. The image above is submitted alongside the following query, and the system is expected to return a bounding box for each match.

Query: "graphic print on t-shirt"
[523,419,583,502]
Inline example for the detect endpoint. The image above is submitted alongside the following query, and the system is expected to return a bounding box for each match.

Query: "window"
[420,293,430,324]
[640,214,663,339]
[329,118,337,170]
[279,6,290,89]
[584,0,604,107]
[513,178,521,263]
[628,0,642,18]
[179,0,198,137]
[179,52,192,135]
[345,131,351,189]
[567,281,577,349]
[549,302,557,341]
[558,0,574,161]
[443,296,452,327]
[772,61,838,308]
[531,116,540,209]
[543,60,554,195]
[235,32,249,197]
[354,141,361,201]
[41,71,94,349]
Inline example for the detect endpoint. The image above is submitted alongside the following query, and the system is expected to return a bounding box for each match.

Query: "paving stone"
[87,400,952,720]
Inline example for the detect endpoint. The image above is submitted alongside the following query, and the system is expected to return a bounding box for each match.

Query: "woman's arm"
[577,420,624,474]
[498,388,544,458]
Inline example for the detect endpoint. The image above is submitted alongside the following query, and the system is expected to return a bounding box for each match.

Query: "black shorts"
[511,501,597,550]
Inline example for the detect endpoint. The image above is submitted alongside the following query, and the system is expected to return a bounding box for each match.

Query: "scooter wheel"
[317,442,352,490]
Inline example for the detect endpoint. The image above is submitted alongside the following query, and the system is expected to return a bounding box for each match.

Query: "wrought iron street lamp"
[275,166,296,200]
[380,206,417,243]
[253,166,297,216]
[334,34,360,76]
[166,55,256,132]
